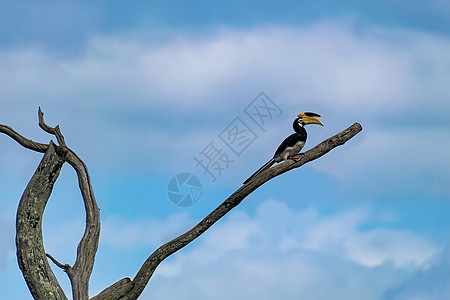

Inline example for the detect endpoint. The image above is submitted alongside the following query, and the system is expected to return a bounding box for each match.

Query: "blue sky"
[1,1,450,299]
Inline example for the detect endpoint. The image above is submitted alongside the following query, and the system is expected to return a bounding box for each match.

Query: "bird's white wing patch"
[275,141,305,162]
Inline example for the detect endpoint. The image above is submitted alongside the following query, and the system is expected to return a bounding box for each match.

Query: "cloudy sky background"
[1,1,450,299]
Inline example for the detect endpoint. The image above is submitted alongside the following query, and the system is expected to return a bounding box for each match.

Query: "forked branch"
[1,109,100,300]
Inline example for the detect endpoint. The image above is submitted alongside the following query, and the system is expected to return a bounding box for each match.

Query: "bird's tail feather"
[243,158,275,184]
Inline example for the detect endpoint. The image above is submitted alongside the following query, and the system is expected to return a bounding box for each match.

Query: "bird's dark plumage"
[243,112,323,184]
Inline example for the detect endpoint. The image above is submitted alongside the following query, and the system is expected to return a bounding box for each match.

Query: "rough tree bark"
[16,142,68,300]
[0,109,362,300]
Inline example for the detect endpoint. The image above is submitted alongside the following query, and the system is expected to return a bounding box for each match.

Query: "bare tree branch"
[46,253,71,272]
[0,124,48,152]
[38,107,66,147]
[37,110,101,300]
[65,149,100,300]
[117,122,363,300]
[90,278,134,300]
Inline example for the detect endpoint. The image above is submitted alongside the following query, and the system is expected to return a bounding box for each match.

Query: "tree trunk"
[16,142,68,300]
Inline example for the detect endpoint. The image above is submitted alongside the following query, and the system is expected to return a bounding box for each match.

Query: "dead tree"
[0,108,362,300]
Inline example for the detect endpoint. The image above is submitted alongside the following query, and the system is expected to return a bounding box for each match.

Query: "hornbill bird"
[243,112,323,184]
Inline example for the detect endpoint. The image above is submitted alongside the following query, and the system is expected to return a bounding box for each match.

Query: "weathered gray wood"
[16,142,68,300]
[0,124,48,153]
[90,278,134,300]
[64,149,100,300]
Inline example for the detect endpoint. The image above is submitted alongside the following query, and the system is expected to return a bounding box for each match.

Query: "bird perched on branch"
[243,112,323,184]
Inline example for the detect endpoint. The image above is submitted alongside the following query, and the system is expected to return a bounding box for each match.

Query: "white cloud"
[300,205,438,268]
[0,22,450,171]
[2,191,444,299]
[1,22,449,183]
[99,199,440,299]
[2,22,450,113]
[384,242,450,300]
[312,126,450,196]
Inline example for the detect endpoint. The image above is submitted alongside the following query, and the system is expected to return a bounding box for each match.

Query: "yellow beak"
[297,113,324,126]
